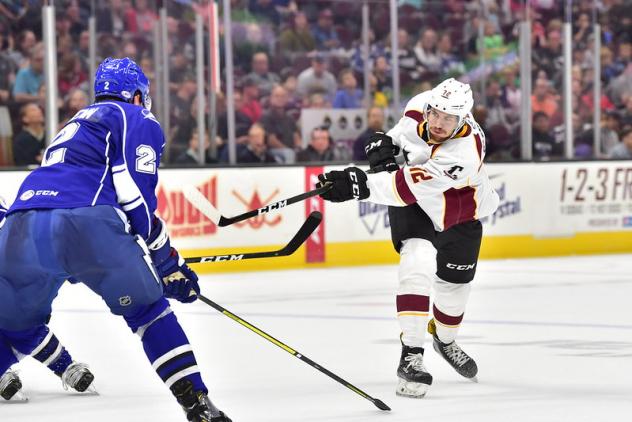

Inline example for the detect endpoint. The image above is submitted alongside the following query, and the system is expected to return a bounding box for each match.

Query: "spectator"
[414,28,441,75]
[533,29,563,84]
[170,73,197,130]
[353,106,385,161]
[609,127,632,159]
[297,126,344,162]
[531,78,559,121]
[573,12,591,51]
[249,0,281,25]
[96,0,130,37]
[246,52,280,97]
[13,103,45,166]
[304,93,330,109]
[480,20,508,59]
[600,110,621,157]
[58,53,88,98]
[312,9,340,50]
[60,88,89,127]
[8,30,36,69]
[129,0,157,34]
[622,96,632,128]
[484,79,511,130]
[437,33,465,76]
[238,123,276,163]
[260,85,300,163]
[174,130,211,165]
[217,91,253,144]
[239,75,263,124]
[332,69,363,109]
[0,30,15,107]
[13,43,44,104]
[279,11,316,55]
[387,29,420,81]
[296,54,337,100]
[532,111,560,159]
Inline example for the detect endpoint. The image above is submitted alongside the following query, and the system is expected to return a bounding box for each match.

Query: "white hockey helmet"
[424,78,473,137]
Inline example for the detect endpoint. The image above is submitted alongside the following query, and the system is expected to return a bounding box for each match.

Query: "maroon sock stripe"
[397,294,430,313]
[433,304,463,326]
[395,169,416,205]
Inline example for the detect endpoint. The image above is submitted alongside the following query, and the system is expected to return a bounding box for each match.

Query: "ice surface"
[2,254,631,422]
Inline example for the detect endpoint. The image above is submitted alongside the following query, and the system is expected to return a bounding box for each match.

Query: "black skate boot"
[171,378,232,422]
[428,318,478,381]
[396,343,433,398]
[0,370,24,401]
[60,362,96,393]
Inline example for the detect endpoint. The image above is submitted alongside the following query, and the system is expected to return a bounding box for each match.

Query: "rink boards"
[2,161,632,272]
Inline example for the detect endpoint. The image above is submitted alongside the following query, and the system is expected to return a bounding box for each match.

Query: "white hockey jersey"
[363,91,499,232]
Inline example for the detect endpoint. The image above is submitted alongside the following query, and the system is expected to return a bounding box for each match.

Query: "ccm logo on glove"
[317,167,370,203]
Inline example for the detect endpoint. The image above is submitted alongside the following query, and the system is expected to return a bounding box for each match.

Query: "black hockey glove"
[317,167,370,203]
[364,132,399,173]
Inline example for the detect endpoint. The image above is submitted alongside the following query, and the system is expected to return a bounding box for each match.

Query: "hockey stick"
[197,294,391,411]
[182,183,332,227]
[184,212,322,264]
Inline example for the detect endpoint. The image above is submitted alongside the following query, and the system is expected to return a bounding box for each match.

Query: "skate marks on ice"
[3,254,632,421]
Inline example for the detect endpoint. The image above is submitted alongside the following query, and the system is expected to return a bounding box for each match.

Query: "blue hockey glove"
[317,167,370,203]
[147,217,200,303]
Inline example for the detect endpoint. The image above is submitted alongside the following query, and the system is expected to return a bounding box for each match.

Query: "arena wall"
[2,161,632,273]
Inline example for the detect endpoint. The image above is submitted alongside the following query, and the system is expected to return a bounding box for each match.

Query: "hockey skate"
[0,370,28,402]
[60,362,97,394]
[396,344,433,398]
[171,378,232,422]
[428,319,478,381]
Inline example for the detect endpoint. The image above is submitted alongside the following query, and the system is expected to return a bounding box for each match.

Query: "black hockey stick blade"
[184,211,322,264]
[197,294,391,411]
[183,183,331,227]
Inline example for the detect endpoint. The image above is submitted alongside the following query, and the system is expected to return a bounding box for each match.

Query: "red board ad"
[304,166,325,263]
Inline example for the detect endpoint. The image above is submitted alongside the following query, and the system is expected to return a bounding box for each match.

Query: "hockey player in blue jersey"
[0,197,95,401]
[0,58,231,422]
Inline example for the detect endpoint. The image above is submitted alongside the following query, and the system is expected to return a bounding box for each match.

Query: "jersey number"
[42,122,80,167]
[136,145,157,174]
[410,168,432,183]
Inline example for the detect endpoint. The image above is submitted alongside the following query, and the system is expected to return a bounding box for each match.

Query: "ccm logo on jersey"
[20,190,59,201]
[446,262,475,271]
[200,254,244,263]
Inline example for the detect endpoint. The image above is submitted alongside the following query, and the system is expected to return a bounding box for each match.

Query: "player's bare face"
[427,108,459,141]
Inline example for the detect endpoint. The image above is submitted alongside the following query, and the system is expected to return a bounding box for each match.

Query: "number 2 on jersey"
[42,122,81,167]
[135,145,157,174]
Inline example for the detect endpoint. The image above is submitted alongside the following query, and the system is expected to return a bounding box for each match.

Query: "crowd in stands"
[0,0,631,168]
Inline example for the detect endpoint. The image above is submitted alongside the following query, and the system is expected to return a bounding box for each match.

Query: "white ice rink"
[2,254,632,422]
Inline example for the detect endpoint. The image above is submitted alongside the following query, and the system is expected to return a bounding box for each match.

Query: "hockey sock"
[126,297,206,394]
[1,325,73,376]
[0,334,19,376]
[29,327,73,376]
[397,294,430,347]
[432,278,471,344]
[398,238,435,347]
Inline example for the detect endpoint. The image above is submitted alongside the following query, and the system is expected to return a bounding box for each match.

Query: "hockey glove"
[364,132,399,173]
[147,217,200,303]
[317,167,370,202]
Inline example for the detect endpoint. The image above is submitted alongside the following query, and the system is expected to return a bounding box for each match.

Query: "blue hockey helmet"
[94,57,152,110]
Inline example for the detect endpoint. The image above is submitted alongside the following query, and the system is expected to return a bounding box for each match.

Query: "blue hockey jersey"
[8,101,165,240]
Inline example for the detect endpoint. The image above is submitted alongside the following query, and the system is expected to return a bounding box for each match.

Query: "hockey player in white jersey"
[317,78,499,397]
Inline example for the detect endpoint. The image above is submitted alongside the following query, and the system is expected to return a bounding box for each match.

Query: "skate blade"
[3,390,29,403]
[396,378,429,398]
[81,383,99,396]
[469,376,478,383]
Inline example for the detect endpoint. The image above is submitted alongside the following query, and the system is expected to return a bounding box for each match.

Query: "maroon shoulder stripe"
[397,294,430,312]
[404,110,424,123]
[433,305,464,326]
[395,169,416,205]
[474,133,483,162]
